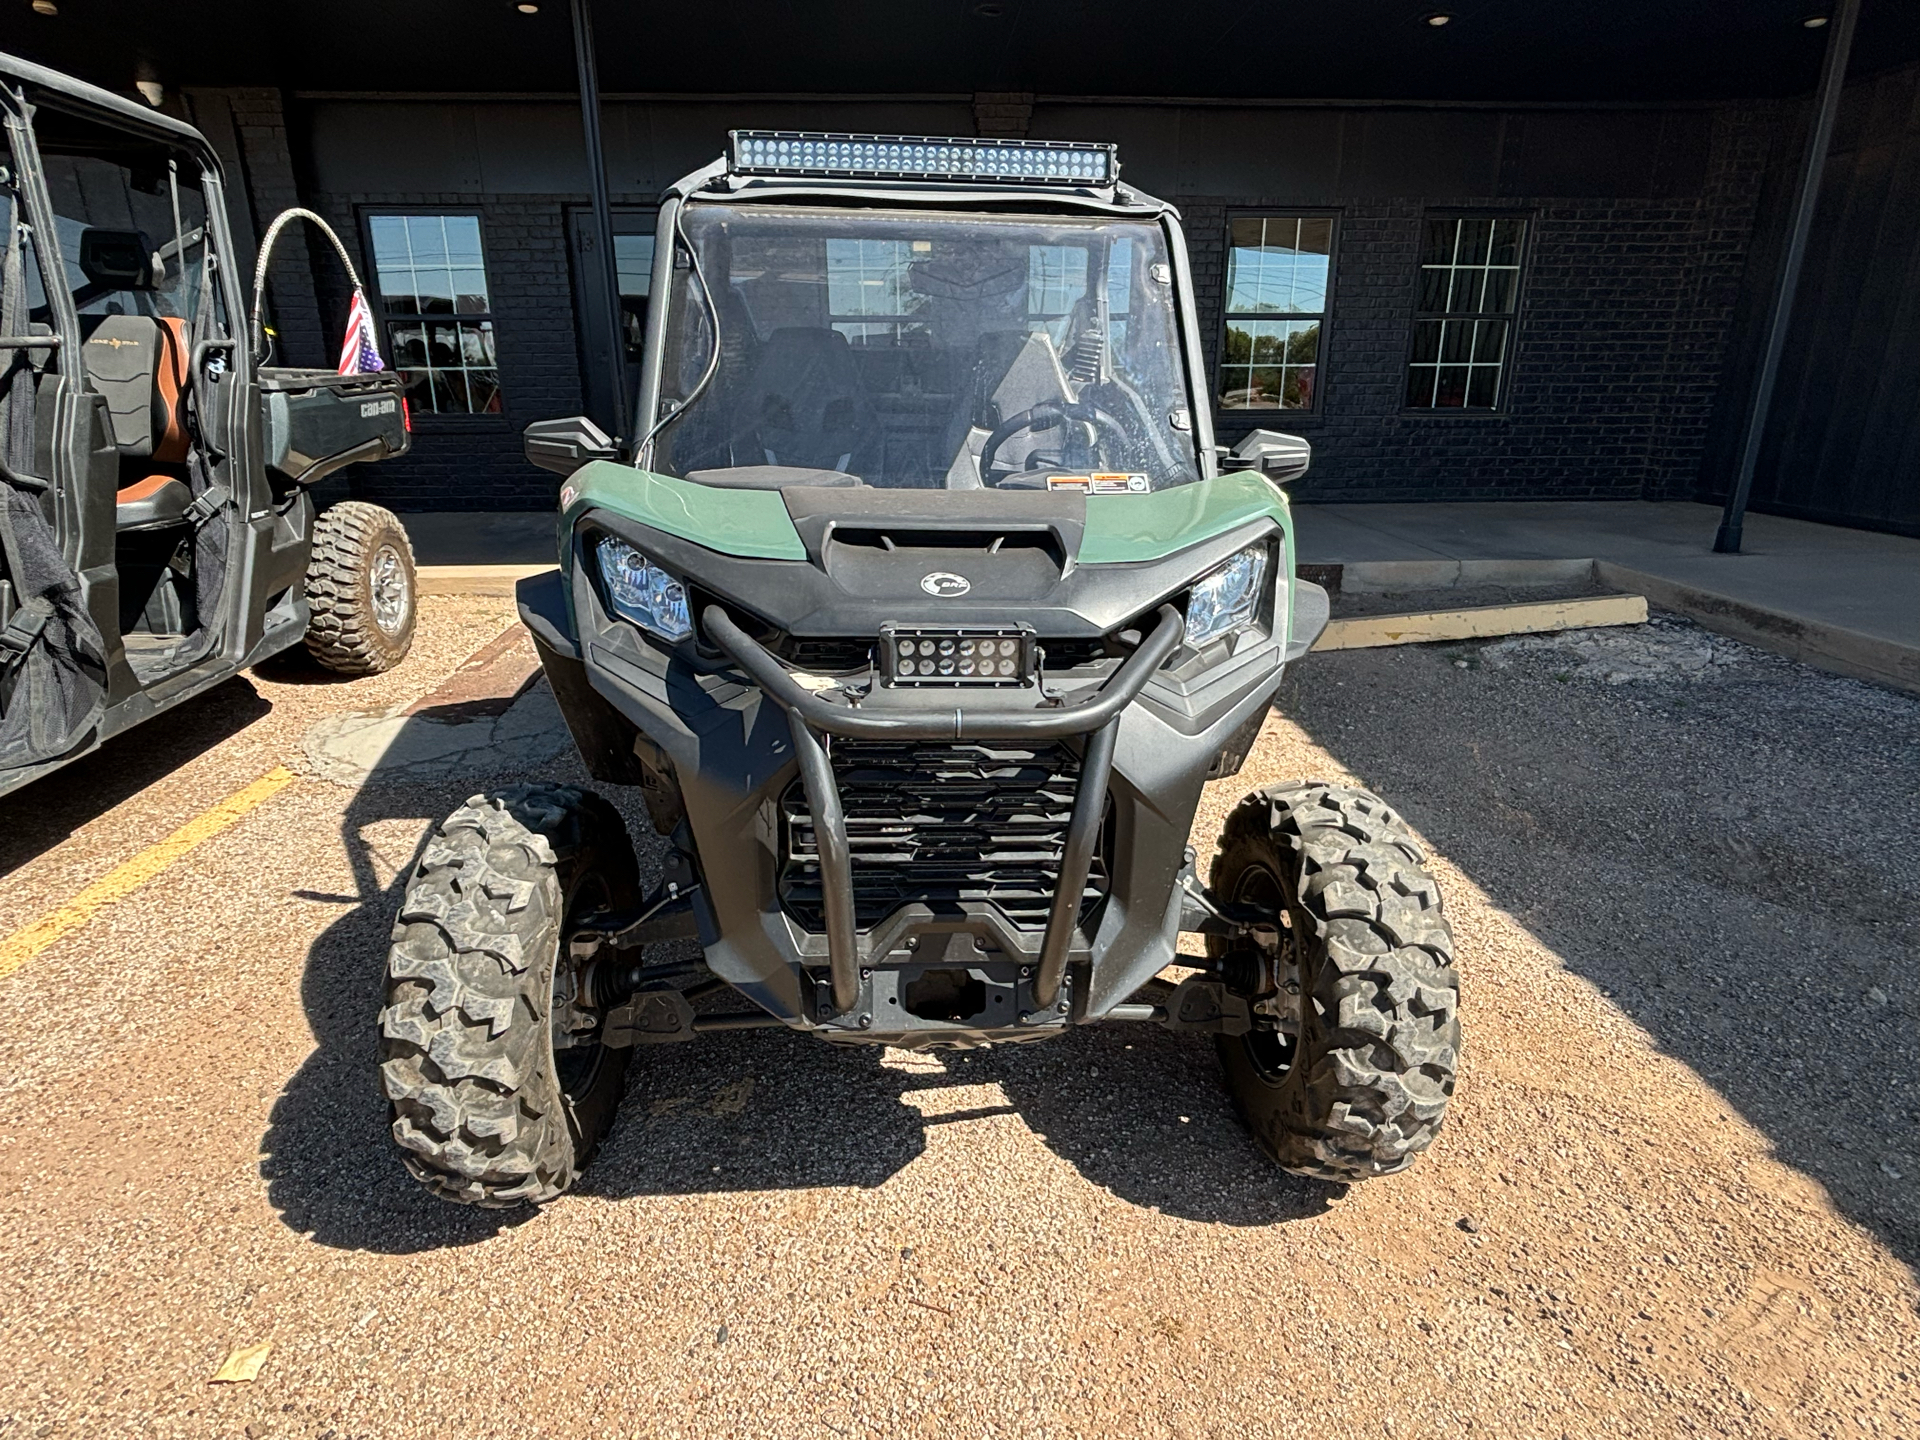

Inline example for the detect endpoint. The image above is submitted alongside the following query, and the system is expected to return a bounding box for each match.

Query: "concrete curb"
[1305,557,1920,696]
[416,563,554,597]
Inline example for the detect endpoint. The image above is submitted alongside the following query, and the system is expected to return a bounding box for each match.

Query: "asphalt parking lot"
[1,595,1916,1439]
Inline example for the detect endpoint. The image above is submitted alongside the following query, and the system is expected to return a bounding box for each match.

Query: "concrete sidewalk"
[397,499,1920,693]
[1293,501,1919,693]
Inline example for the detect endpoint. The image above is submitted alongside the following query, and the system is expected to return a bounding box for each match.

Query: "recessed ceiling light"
[516,2,540,11]
[31,0,59,14]
[1802,14,1828,25]
[1425,12,1454,26]
[974,3,1005,14]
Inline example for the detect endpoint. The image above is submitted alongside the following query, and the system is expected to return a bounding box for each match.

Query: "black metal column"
[1713,0,1860,554]
[568,0,630,441]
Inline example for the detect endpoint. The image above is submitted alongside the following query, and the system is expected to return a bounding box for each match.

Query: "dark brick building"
[12,2,1918,534]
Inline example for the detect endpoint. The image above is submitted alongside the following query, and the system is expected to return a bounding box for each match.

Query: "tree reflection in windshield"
[650,206,1201,492]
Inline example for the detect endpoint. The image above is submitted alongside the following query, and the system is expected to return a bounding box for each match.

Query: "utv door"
[18,98,249,691]
[0,93,109,776]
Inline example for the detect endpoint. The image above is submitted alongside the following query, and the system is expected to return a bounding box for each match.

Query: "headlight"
[1185,544,1269,648]
[596,536,693,643]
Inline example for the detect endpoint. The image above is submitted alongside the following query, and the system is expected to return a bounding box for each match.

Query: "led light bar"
[728,131,1117,187]
[879,624,1036,687]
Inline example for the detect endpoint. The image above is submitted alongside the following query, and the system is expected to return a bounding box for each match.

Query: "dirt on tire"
[1210,781,1460,1179]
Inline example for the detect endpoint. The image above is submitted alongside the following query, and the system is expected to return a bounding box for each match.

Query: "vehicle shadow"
[260,714,1335,1254]
[0,675,272,876]
[1283,642,1920,1273]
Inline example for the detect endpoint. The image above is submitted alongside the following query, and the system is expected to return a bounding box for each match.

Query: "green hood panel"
[564,463,807,561]
[564,463,1285,568]
[1080,470,1290,565]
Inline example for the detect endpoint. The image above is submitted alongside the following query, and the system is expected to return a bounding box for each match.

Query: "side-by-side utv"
[1,53,417,800]
[380,133,1460,1206]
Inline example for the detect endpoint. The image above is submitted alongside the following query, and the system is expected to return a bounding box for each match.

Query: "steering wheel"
[978,400,1136,479]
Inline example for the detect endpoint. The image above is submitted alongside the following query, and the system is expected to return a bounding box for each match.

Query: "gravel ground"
[1,600,1916,1439]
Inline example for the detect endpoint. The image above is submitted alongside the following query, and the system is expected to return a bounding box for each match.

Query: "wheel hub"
[369,544,409,634]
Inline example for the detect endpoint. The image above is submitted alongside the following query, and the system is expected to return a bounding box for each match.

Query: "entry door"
[566,207,656,439]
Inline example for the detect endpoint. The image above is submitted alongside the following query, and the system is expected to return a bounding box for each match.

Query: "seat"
[113,471,194,530]
[728,327,877,475]
[80,314,196,530]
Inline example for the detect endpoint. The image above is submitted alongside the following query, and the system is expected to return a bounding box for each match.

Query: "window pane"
[1473,319,1508,363]
[1482,268,1517,313]
[1489,219,1524,267]
[1466,365,1500,408]
[1421,218,1457,265]
[1434,366,1470,407]
[1285,320,1321,366]
[468,371,503,415]
[405,216,450,269]
[390,323,427,366]
[1417,267,1449,313]
[1282,366,1315,408]
[369,216,409,272]
[1446,267,1483,314]
[442,215,484,269]
[1247,366,1282,407]
[1405,365,1437,408]
[1456,219,1492,266]
[1439,319,1474,363]
[431,368,468,413]
[1296,217,1333,256]
[614,233,655,297]
[453,269,489,314]
[459,321,496,366]
[1410,319,1442,364]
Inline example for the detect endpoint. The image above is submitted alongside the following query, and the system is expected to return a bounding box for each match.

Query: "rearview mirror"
[524,415,619,476]
[79,229,161,291]
[1223,429,1311,487]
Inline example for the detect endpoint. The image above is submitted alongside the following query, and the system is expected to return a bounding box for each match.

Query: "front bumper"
[517,531,1328,1045]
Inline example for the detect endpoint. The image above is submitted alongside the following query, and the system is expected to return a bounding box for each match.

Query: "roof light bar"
[727,131,1117,187]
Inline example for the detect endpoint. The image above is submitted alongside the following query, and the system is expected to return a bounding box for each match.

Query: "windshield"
[649,205,1202,492]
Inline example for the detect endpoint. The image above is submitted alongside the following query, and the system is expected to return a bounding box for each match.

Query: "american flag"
[337,285,385,375]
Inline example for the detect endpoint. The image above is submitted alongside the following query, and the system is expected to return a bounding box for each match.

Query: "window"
[1217,216,1331,412]
[366,214,501,415]
[613,230,654,362]
[1406,216,1525,410]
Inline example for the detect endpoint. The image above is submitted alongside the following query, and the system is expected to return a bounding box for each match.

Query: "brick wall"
[1186,113,1781,503]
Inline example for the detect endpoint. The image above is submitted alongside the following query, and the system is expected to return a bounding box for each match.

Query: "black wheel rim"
[1233,860,1300,1085]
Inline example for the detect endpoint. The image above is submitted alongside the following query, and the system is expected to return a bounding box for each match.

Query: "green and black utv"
[0,53,417,800]
[380,133,1460,1206]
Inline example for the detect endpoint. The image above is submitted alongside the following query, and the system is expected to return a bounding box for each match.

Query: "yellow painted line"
[0,765,298,981]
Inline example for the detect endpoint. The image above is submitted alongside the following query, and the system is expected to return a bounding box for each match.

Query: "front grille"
[778,739,1110,930]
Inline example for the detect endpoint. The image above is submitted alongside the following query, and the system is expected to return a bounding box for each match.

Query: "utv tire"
[379,784,640,1206]
[304,500,416,674]
[1209,783,1459,1181]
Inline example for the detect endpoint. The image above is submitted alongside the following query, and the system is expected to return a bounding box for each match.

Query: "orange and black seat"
[79,314,195,530]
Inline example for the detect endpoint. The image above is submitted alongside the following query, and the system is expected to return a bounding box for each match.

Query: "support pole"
[1714,0,1859,554]
[569,0,630,441]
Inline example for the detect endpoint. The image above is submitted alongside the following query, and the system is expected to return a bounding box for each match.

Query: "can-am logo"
[920,572,970,598]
